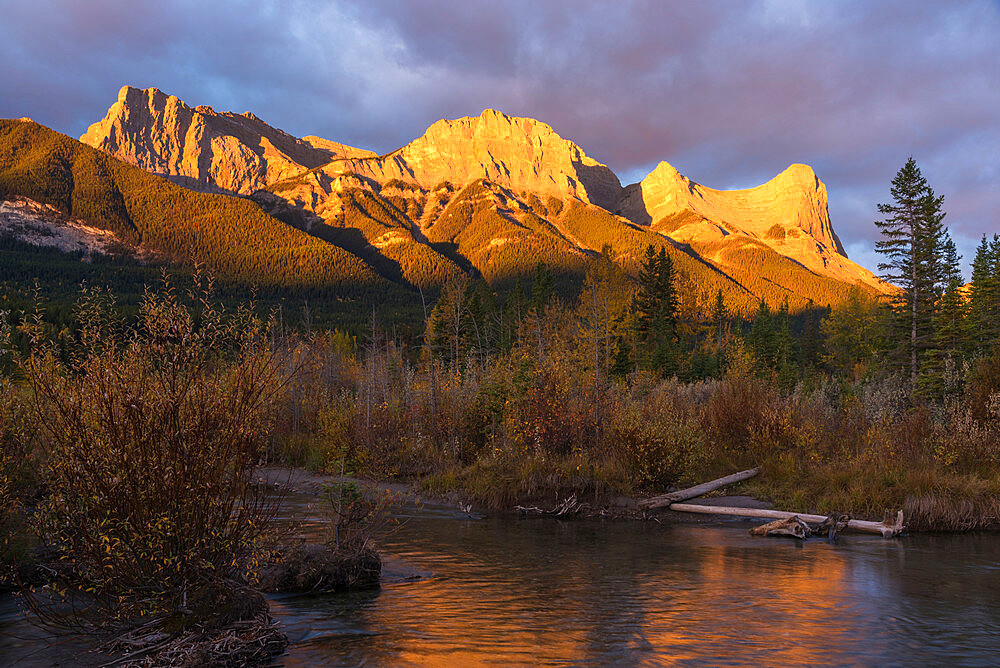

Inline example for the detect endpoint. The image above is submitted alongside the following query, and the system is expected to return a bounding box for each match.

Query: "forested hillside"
[0,120,421,329]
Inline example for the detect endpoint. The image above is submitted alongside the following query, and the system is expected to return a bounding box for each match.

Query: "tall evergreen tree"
[529,261,554,364]
[874,157,949,384]
[968,234,1000,356]
[710,288,727,345]
[633,244,679,374]
[921,237,965,398]
[749,301,775,369]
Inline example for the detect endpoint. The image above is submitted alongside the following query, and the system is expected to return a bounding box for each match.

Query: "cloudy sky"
[2,0,998,274]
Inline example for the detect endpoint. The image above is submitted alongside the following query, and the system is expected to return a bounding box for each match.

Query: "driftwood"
[669,503,905,538]
[515,494,588,517]
[638,468,760,510]
[750,516,812,539]
[749,513,851,540]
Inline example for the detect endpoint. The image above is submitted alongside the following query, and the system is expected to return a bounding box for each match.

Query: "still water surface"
[274,495,1000,666]
[3,494,999,666]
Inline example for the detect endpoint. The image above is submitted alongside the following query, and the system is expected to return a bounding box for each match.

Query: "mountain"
[615,161,882,290]
[80,86,375,195]
[0,119,421,329]
[14,86,891,318]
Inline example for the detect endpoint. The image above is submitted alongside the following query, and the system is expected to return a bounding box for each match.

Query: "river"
[3,493,1000,665]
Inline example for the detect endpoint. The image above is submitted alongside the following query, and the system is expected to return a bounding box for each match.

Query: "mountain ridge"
[48,86,893,312]
[81,86,375,195]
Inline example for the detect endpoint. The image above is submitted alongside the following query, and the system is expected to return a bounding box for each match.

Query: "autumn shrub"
[931,398,1000,473]
[516,369,596,457]
[700,374,794,464]
[606,386,705,491]
[967,345,1000,421]
[20,283,284,634]
[0,379,39,586]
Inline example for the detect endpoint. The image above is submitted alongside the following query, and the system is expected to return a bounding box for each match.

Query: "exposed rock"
[0,197,138,259]
[300,108,621,211]
[617,161,889,291]
[81,86,375,194]
[76,90,890,303]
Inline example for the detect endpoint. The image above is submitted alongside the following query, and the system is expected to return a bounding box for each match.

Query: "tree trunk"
[668,503,905,538]
[638,468,759,510]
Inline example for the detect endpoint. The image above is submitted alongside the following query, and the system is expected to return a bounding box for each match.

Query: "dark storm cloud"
[1,0,997,273]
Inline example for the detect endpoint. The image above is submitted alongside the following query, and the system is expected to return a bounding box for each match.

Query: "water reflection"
[274,501,1000,666]
[3,496,999,666]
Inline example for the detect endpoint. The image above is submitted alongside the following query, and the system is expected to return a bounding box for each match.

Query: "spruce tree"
[874,157,949,384]
[633,244,680,374]
[749,301,775,370]
[710,289,727,345]
[968,235,1000,356]
[922,237,965,398]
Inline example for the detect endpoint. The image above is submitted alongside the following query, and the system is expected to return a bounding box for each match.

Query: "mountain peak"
[775,162,818,185]
[617,160,883,290]
[318,109,621,210]
[83,85,374,194]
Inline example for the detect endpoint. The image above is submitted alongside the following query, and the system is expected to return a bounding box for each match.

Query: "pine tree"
[968,235,1000,356]
[610,336,633,379]
[774,298,795,384]
[749,301,775,371]
[633,244,679,374]
[922,237,965,399]
[529,261,554,364]
[530,261,554,312]
[874,157,950,384]
[798,300,824,371]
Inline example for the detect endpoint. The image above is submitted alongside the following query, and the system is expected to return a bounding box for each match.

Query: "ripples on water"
[274,496,1000,666]
[3,494,1000,666]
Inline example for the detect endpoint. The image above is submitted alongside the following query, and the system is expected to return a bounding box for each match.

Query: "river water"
[3,494,1000,666]
[272,495,1000,666]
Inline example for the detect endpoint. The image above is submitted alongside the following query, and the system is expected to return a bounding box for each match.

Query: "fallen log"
[668,503,905,538]
[749,513,851,540]
[749,516,811,539]
[638,468,760,510]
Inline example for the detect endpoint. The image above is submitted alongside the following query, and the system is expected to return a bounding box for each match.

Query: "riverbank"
[256,466,776,525]
[257,459,1000,533]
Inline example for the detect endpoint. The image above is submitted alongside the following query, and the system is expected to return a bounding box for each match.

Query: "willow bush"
[20,280,284,632]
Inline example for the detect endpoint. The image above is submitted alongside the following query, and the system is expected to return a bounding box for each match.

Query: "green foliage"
[820,287,887,376]
[967,235,1000,357]
[874,157,955,384]
[635,245,678,336]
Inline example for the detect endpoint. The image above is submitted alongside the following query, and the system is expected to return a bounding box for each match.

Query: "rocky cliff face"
[79,88,888,300]
[80,86,374,194]
[617,161,885,290]
[310,108,621,210]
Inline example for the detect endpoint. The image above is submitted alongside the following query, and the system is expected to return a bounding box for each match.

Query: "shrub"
[0,379,39,586]
[21,283,284,633]
[606,384,706,490]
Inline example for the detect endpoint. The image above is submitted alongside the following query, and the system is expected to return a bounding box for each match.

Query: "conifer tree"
[968,235,1000,356]
[874,157,950,384]
[749,301,775,370]
[633,244,679,374]
[529,261,554,364]
[711,289,727,345]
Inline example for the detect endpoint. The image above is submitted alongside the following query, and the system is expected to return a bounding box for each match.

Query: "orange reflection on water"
[278,517,900,666]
